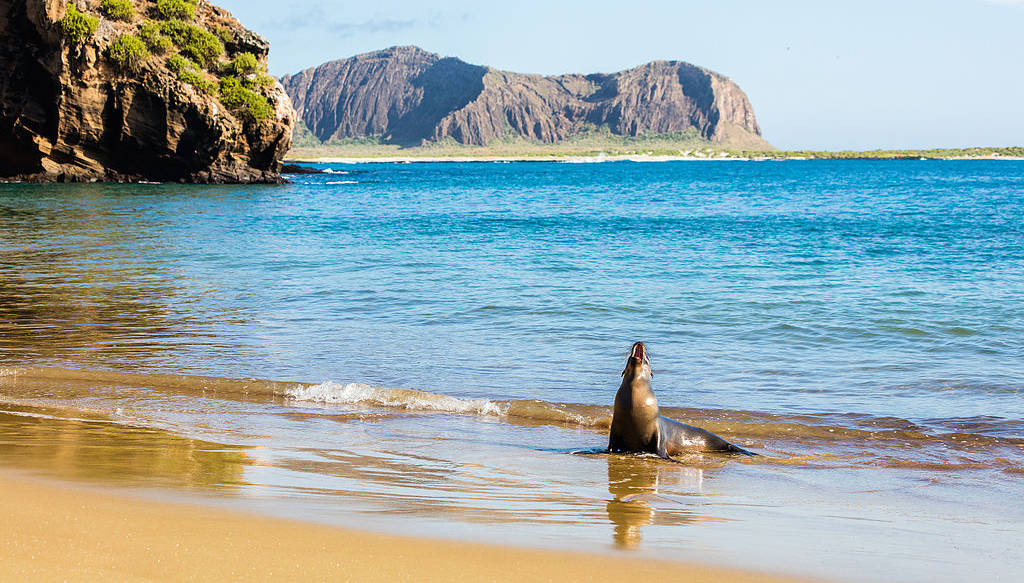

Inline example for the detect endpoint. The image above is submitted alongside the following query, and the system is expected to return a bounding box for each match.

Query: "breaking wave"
[287,381,506,416]
[3,366,1021,451]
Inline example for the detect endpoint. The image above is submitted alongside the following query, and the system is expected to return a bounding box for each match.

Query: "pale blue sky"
[218,0,1023,150]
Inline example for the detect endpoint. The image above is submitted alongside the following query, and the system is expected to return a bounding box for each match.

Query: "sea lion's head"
[621,341,652,381]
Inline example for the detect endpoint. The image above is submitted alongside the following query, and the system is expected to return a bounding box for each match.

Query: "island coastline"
[285,144,1024,164]
[285,151,1024,165]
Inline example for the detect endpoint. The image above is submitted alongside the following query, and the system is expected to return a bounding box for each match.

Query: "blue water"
[2,160,1023,424]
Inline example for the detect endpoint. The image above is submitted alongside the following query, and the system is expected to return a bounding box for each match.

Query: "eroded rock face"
[281,46,769,149]
[0,0,294,183]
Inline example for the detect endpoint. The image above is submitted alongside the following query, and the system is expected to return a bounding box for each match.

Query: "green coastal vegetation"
[100,0,135,22]
[106,34,150,71]
[157,19,223,66]
[220,76,274,122]
[730,146,1024,160]
[155,0,196,20]
[55,0,275,125]
[139,21,173,53]
[57,3,98,45]
[288,120,1022,160]
[288,125,716,159]
[287,123,1023,161]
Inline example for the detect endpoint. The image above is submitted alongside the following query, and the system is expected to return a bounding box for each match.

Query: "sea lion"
[608,342,755,457]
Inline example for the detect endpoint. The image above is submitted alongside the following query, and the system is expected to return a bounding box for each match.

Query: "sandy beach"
[0,470,809,582]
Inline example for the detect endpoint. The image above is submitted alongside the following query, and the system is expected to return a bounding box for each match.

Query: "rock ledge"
[0,0,294,183]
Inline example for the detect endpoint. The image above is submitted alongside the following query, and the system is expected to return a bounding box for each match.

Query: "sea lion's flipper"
[724,442,758,457]
[571,448,610,456]
[607,432,624,454]
[656,441,670,460]
[653,418,672,459]
[660,416,759,456]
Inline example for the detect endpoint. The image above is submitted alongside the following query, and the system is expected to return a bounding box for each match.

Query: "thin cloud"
[270,6,444,36]
[326,18,418,37]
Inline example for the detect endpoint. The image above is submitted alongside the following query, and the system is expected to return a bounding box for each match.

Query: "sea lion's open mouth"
[631,342,646,361]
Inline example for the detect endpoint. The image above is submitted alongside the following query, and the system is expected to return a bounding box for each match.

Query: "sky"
[217,0,1023,150]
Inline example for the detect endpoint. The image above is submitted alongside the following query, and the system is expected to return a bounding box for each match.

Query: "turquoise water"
[1,160,1023,582]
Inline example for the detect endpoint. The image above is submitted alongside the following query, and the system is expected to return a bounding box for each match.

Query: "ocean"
[1,160,1022,582]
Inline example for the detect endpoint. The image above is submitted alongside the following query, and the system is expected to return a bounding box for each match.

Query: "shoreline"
[0,470,812,582]
[285,154,1024,164]
[286,154,743,163]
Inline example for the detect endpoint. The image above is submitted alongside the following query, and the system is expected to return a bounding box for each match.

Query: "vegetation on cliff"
[54,0,282,130]
[107,34,149,70]
[220,76,273,123]
[225,51,257,75]
[155,0,195,20]
[100,0,135,21]
[0,0,293,182]
[57,3,98,44]
[157,19,222,66]
[138,21,172,53]
[54,0,280,127]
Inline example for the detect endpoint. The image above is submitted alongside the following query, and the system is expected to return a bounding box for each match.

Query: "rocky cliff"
[281,46,769,149]
[0,0,294,183]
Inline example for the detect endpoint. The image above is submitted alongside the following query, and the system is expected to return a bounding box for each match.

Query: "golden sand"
[0,471,813,582]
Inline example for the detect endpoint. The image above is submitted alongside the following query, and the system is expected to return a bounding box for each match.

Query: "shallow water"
[1,161,1022,581]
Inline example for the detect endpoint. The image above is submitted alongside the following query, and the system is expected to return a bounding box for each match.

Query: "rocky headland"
[281,46,770,150]
[0,0,294,183]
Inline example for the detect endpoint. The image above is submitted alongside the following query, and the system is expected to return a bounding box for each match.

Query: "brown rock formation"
[281,46,769,149]
[0,0,294,183]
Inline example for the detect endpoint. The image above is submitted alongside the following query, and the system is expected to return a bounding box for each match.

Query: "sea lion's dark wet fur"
[608,342,755,458]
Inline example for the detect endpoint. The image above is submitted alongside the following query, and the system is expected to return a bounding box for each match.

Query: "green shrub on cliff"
[220,76,273,124]
[220,53,274,91]
[155,0,196,20]
[243,73,275,91]
[139,21,173,53]
[215,26,233,45]
[58,3,99,45]
[165,53,196,74]
[107,34,150,71]
[178,70,217,95]
[164,53,215,94]
[100,0,134,21]
[225,52,258,76]
[159,20,223,66]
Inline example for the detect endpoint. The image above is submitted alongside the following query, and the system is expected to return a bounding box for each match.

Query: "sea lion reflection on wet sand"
[605,455,705,548]
[608,342,756,458]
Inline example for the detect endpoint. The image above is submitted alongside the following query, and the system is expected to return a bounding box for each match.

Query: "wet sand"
[0,471,810,583]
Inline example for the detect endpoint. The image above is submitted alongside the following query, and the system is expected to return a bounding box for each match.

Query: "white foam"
[324,180,358,185]
[286,382,506,417]
[561,153,610,164]
[0,408,120,425]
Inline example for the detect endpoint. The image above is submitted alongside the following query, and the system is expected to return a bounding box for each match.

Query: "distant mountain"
[281,46,770,149]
